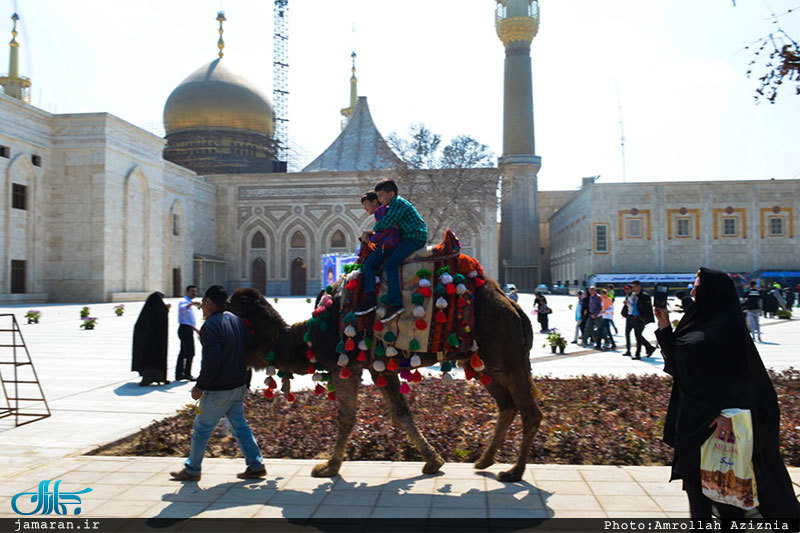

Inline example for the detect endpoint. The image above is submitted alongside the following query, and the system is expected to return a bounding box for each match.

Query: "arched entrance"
[252,258,266,295]
[291,258,306,295]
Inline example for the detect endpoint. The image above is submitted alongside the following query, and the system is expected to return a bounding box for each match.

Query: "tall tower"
[495,0,541,291]
[0,13,31,102]
[340,51,358,129]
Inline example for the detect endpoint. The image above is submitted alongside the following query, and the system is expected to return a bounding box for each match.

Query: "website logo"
[11,480,92,515]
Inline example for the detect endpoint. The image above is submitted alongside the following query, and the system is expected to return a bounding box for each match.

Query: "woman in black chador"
[132,292,170,386]
[654,268,799,522]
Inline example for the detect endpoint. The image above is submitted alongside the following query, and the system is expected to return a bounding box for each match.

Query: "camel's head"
[228,287,287,370]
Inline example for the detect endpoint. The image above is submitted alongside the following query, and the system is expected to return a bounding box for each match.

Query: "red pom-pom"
[475,278,486,287]
[470,353,483,369]
[457,296,467,308]
[306,349,314,360]
[286,392,296,402]
[387,358,399,371]
[340,366,352,379]
[345,338,356,351]
[314,384,326,395]
[327,391,337,401]
[415,318,428,330]
[376,375,388,387]
[411,370,423,383]
[345,279,358,290]
[267,377,277,389]
[306,364,315,375]
[373,320,384,332]
[480,374,493,386]
[419,287,433,298]
[357,350,367,362]
[435,310,447,324]
[399,382,411,395]
[263,388,274,399]
[445,283,456,295]
[464,366,476,380]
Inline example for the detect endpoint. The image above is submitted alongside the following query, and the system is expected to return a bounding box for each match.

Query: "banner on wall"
[321,253,359,289]
[590,273,697,284]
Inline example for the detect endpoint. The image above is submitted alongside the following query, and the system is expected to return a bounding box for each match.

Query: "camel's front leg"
[311,371,359,477]
[373,371,445,475]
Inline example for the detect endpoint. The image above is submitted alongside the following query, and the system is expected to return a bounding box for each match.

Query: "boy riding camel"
[356,179,427,322]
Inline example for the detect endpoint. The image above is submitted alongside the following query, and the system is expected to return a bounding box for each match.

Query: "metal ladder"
[0,313,50,427]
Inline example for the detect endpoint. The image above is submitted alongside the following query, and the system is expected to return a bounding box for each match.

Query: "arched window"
[251,231,266,249]
[291,231,305,248]
[331,230,346,248]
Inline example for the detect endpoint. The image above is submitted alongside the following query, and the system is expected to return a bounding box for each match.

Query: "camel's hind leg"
[311,372,359,477]
[498,375,543,482]
[474,380,517,470]
[373,371,445,475]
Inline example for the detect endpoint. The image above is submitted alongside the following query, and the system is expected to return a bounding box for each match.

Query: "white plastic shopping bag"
[700,408,758,509]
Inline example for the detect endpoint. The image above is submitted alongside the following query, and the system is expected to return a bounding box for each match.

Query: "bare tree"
[373,125,499,246]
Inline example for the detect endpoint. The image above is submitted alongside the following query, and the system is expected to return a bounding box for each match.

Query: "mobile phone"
[654,284,668,309]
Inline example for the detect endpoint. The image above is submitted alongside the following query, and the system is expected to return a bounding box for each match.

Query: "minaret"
[216,11,226,59]
[340,51,358,128]
[495,0,541,291]
[0,13,31,102]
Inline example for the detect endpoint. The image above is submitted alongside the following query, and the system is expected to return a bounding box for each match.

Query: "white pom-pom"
[337,354,349,367]
[471,340,479,352]
[375,276,381,284]
[413,305,426,317]
[475,363,485,372]
[419,278,432,288]
[456,283,468,295]
[440,273,453,285]
[344,325,356,337]
[386,346,398,357]
[410,355,422,367]
[265,366,276,376]
[435,297,448,309]
[373,360,386,372]
[358,339,368,351]
[467,270,478,278]
[376,306,387,318]
[312,372,322,382]
[442,372,454,383]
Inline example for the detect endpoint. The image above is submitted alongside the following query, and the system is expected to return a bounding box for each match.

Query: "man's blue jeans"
[184,385,263,475]
[363,239,425,306]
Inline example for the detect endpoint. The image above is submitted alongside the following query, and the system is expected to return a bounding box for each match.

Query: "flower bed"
[94,370,800,466]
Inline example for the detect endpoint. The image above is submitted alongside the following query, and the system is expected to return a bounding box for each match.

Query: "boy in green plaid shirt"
[356,179,427,322]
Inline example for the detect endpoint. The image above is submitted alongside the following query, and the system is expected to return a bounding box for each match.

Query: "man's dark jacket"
[635,291,655,324]
[197,310,252,391]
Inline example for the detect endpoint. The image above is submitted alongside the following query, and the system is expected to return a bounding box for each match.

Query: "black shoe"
[381,304,404,323]
[633,354,641,360]
[645,346,656,358]
[593,345,602,351]
[570,341,578,344]
[183,375,197,382]
[237,466,267,480]
[610,345,617,350]
[354,293,377,316]
[622,352,631,357]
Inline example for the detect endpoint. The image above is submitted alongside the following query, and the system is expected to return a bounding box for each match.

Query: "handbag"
[699,409,758,509]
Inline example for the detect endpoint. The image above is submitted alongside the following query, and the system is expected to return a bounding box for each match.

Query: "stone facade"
[538,190,578,284]
[549,179,800,287]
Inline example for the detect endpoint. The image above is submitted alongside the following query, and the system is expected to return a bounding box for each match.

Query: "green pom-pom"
[277,370,286,378]
[320,321,328,333]
[384,331,397,343]
[343,312,357,324]
[436,266,451,276]
[435,284,447,296]
[265,351,276,362]
[453,274,466,284]
[327,382,335,392]
[306,318,314,328]
[416,268,431,279]
[364,337,373,349]
[320,311,330,320]
[325,285,333,294]
[335,340,346,353]
[314,362,326,371]
[446,333,460,347]
[374,343,385,357]
[303,331,312,343]
[409,339,421,351]
[411,293,424,305]
[322,373,331,382]
[379,294,391,304]
[441,361,453,373]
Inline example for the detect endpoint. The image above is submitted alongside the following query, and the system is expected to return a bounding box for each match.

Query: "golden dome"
[163,58,274,137]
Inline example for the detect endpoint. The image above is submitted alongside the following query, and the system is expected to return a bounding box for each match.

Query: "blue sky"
[3,0,799,189]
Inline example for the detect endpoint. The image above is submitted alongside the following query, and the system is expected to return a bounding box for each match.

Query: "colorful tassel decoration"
[373,320,384,332]
[357,350,367,362]
[265,366,276,376]
[400,369,412,380]
[480,374,493,386]
[376,307,387,318]
[435,283,447,296]
[447,333,460,348]
[409,339,421,351]
[411,293,424,306]
[435,297,448,309]
[441,361,453,373]
[442,372,454,383]
[337,354,349,366]
[464,366,476,380]
[435,310,447,324]
[413,305,426,317]
[306,349,314,360]
[419,278,432,288]
[440,273,453,285]
[340,366,352,379]
[400,357,411,368]
[344,325,357,337]
[416,268,432,279]
[312,372,323,382]
[399,382,411,395]
[345,278,358,290]
[344,338,356,352]
[335,340,346,353]
[467,270,477,278]
[471,340,479,351]
[445,283,457,295]
[376,375,388,387]
[286,392,297,402]
[416,318,428,330]
[266,377,277,389]
[456,283,468,295]
[387,358,399,371]
[263,388,274,399]
[411,370,423,382]
[384,331,397,343]
[410,354,422,367]
[306,364,315,375]
[328,391,337,401]
[375,343,385,357]
[419,286,433,298]
[343,312,358,324]
[320,321,328,333]
[386,345,398,357]
[456,296,467,308]
[373,360,386,372]
[358,339,368,351]
[266,351,276,362]
[470,353,483,369]
[314,384,326,395]
[453,274,466,284]
[475,278,486,287]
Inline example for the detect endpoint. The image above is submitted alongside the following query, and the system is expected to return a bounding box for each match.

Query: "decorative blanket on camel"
[337,230,487,357]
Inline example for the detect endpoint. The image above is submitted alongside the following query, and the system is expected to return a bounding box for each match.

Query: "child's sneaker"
[381,304,404,323]
[354,293,377,316]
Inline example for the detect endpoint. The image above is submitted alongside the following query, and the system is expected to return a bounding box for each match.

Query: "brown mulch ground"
[92,370,800,466]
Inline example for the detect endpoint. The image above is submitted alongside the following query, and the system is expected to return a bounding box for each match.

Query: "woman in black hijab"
[654,268,799,521]
[132,292,170,386]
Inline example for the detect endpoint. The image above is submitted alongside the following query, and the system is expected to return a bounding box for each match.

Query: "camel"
[227,252,543,482]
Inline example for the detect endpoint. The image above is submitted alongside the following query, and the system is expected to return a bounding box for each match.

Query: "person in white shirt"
[176,285,200,381]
